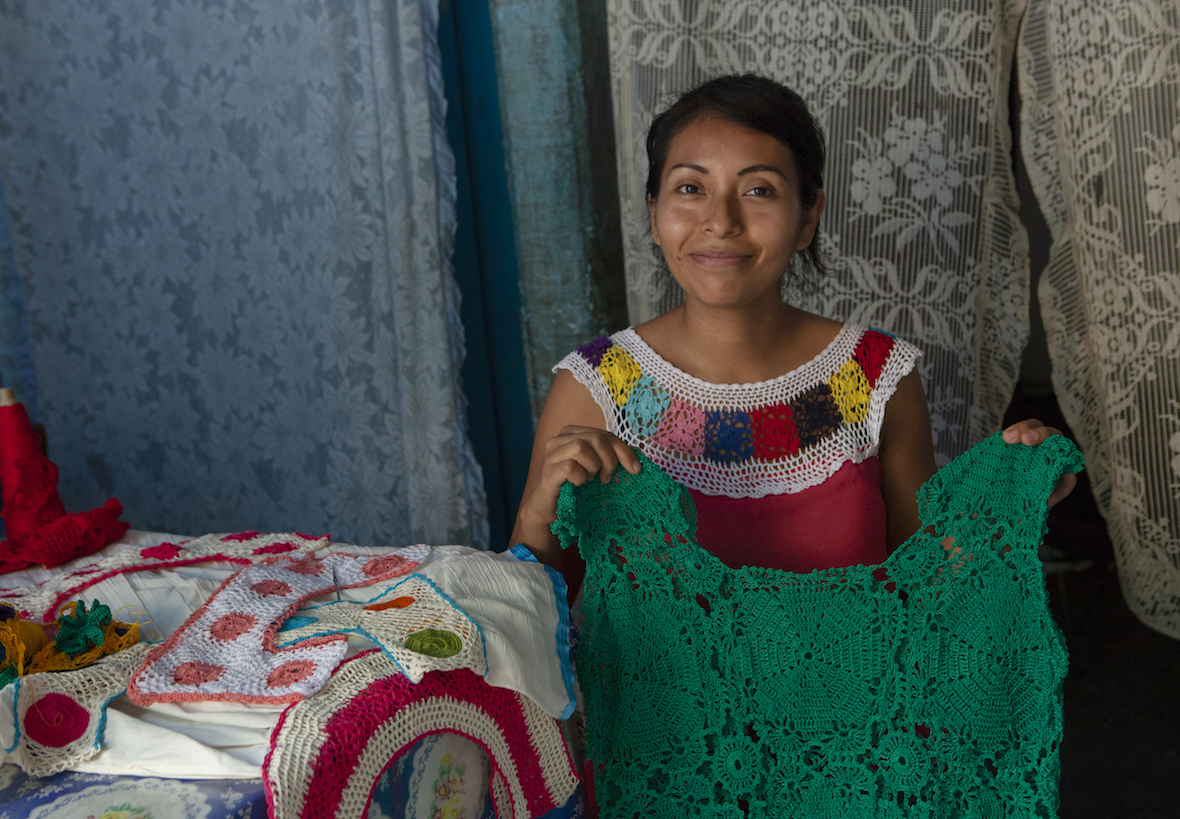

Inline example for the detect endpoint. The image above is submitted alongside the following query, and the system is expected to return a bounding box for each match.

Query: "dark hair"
[645,74,827,278]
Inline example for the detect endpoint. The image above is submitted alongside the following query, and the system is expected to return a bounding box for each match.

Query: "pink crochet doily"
[127,546,429,706]
[0,531,331,623]
[263,651,580,819]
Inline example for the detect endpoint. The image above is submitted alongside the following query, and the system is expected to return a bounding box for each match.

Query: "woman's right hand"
[517,425,640,531]
[512,369,632,599]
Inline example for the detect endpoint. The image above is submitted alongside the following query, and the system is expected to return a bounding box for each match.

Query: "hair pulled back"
[646,74,827,278]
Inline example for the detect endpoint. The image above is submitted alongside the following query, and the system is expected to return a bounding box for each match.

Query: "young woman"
[511,75,1073,596]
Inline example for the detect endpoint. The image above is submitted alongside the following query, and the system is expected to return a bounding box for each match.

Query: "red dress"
[554,324,920,573]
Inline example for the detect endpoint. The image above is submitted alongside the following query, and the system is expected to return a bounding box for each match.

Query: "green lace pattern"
[553,433,1082,817]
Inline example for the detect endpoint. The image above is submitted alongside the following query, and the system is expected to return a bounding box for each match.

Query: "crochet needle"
[332,568,341,601]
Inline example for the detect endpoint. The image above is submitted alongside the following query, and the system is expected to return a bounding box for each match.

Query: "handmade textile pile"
[0,533,580,819]
[554,433,1082,817]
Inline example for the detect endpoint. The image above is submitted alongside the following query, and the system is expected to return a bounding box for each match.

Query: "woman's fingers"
[1048,472,1077,509]
[549,426,640,480]
[1002,418,1062,446]
[1002,418,1077,506]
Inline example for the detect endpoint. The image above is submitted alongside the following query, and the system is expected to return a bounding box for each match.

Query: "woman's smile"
[687,246,756,267]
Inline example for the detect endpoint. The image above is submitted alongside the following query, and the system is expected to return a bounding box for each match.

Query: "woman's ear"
[648,194,661,246]
[796,189,826,250]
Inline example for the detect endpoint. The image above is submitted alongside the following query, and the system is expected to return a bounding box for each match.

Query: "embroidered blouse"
[553,324,921,571]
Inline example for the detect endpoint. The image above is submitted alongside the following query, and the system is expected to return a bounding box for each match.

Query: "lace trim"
[554,324,920,498]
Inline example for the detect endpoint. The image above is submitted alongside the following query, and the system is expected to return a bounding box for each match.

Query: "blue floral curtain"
[0,0,489,549]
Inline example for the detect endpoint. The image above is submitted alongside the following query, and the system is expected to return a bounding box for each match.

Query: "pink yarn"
[173,661,226,685]
[251,580,292,597]
[267,660,316,688]
[210,612,257,641]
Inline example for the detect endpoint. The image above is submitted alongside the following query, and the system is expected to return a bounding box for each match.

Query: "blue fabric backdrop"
[0,0,488,549]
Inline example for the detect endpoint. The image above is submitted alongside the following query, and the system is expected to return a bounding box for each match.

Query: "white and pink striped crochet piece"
[263,650,580,819]
[127,546,429,706]
[0,531,330,623]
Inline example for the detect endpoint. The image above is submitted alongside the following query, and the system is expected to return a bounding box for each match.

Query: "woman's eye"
[747,186,773,197]
[676,183,701,194]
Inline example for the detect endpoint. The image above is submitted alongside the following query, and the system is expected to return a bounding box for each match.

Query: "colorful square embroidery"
[791,384,842,450]
[749,403,800,460]
[703,410,754,464]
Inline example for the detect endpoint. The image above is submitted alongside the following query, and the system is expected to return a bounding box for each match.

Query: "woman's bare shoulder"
[540,368,608,432]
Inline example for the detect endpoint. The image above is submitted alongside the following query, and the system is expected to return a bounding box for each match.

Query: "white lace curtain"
[607,0,1180,637]
[0,0,489,549]
[1019,0,1180,638]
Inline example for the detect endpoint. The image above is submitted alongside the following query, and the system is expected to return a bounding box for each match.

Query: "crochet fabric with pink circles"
[553,324,919,499]
[127,546,429,705]
[263,651,580,819]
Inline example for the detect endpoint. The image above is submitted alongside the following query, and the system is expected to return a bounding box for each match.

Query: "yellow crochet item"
[598,347,641,407]
[0,615,50,677]
[828,359,872,424]
[25,604,140,675]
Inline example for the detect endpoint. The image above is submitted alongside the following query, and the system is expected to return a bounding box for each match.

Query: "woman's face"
[649,116,824,312]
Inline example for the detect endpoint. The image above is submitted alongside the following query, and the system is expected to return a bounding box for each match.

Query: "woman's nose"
[702,192,741,236]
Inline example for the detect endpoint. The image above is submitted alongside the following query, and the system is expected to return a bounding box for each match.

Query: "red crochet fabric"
[20,499,129,569]
[0,404,128,573]
[0,404,65,542]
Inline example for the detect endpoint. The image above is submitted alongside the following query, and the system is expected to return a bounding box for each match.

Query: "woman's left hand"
[1002,418,1077,508]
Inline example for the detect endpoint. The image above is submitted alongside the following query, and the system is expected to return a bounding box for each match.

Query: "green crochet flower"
[55,600,113,656]
[0,664,15,689]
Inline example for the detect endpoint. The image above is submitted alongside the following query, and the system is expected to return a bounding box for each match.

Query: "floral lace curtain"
[606,0,1031,467]
[0,0,489,549]
[1018,0,1180,637]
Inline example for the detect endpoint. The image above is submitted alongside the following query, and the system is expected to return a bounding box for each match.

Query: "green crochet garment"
[553,433,1082,818]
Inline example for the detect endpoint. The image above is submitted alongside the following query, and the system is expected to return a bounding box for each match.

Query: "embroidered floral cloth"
[553,433,1081,817]
[553,325,919,498]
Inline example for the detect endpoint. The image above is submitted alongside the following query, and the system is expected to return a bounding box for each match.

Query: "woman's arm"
[878,370,938,552]
[511,369,639,600]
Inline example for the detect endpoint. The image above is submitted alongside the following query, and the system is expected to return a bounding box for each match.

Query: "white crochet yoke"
[553,324,920,499]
